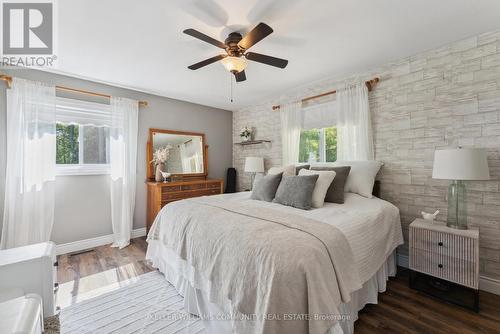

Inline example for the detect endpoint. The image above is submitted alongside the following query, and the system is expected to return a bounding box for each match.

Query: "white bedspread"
[146,192,403,334]
[222,192,404,283]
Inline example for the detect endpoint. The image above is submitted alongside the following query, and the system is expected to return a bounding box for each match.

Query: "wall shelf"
[234,140,271,146]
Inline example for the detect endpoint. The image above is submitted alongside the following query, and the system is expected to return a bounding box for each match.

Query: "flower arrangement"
[239,126,253,141]
[151,145,173,165]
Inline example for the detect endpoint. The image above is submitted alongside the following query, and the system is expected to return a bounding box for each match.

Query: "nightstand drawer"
[410,227,476,261]
[410,248,478,289]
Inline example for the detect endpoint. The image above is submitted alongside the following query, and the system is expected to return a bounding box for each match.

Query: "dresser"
[146,179,224,233]
[409,219,479,311]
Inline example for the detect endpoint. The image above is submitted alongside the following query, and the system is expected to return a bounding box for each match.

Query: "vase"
[155,163,165,182]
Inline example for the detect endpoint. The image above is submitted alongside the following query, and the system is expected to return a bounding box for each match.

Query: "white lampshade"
[432,148,490,180]
[244,157,264,173]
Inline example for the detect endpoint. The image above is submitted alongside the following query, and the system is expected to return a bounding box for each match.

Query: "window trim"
[56,163,110,176]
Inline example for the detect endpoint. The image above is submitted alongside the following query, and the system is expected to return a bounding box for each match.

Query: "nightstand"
[409,218,479,311]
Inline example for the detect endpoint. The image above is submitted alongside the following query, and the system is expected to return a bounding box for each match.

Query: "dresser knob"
[438,242,443,246]
[438,264,443,268]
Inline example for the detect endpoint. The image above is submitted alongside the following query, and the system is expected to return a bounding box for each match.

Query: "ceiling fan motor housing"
[225,32,244,57]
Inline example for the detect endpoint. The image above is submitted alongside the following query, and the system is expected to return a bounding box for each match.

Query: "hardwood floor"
[56,237,154,308]
[57,237,500,333]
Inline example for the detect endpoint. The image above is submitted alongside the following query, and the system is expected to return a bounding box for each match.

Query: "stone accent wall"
[233,29,500,281]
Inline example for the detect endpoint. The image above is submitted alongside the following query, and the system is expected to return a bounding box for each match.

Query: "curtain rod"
[0,74,148,107]
[272,77,379,111]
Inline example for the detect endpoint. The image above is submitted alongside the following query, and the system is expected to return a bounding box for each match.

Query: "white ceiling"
[53,0,500,110]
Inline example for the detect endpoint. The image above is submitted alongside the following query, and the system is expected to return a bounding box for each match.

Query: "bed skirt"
[146,240,397,334]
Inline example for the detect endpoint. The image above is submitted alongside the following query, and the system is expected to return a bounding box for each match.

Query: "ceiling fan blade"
[245,52,288,68]
[234,70,246,82]
[237,22,273,50]
[188,54,227,70]
[183,28,226,49]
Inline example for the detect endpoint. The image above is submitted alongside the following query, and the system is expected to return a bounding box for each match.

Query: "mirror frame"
[147,128,208,181]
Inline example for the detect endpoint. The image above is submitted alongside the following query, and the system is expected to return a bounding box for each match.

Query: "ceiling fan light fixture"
[221,56,247,73]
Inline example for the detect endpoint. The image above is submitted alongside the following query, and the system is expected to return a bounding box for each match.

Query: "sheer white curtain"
[337,83,374,161]
[1,78,56,249]
[280,101,302,165]
[109,97,138,249]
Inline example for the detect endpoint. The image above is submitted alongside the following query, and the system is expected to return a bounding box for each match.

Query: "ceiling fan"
[183,22,288,82]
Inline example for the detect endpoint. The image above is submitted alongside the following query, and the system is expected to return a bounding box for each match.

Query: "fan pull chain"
[230,73,234,103]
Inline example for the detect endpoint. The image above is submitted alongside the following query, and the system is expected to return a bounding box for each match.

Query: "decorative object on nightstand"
[421,210,439,222]
[432,148,490,229]
[244,157,264,190]
[409,218,479,311]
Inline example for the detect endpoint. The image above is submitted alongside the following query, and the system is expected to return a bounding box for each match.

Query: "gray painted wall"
[0,69,233,244]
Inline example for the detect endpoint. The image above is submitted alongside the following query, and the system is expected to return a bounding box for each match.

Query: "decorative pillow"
[298,169,336,208]
[310,166,351,204]
[268,165,296,177]
[251,173,283,202]
[295,164,310,175]
[273,174,319,210]
[332,161,383,198]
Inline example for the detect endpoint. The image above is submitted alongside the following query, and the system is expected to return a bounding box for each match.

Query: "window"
[299,126,337,163]
[55,97,111,175]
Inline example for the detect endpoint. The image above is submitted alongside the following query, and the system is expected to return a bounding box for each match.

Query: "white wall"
[0,69,233,244]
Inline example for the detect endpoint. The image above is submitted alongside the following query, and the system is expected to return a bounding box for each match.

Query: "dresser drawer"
[206,181,221,189]
[410,248,478,289]
[410,226,477,261]
[161,192,188,201]
[161,185,181,193]
[181,183,205,191]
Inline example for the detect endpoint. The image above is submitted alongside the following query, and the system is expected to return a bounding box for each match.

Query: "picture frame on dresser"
[409,218,480,311]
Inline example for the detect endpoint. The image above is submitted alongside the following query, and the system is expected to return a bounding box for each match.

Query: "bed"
[146,191,403,334]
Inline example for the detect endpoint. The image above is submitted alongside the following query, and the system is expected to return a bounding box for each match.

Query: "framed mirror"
[147,128,207,181]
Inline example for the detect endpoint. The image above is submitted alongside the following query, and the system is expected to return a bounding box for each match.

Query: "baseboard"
[397,253,500,295]
[55,228,147,255]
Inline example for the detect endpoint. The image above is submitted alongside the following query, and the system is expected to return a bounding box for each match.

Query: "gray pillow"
[295,164,310,175]
[273,174,319,210]
[310,166,351,204]
[251,173,283,202]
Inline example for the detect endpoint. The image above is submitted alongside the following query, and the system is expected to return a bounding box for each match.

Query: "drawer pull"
[54,261,58,267]
[438,264,443,269]
[438,242,443,247]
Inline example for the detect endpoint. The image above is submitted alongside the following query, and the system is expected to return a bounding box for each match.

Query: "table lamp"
[432,148,490,229]
[244,157,264,190]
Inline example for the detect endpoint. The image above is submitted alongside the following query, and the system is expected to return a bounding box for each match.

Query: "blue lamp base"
[447,180,468,230]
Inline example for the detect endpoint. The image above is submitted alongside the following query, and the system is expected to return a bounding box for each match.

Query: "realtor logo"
[2,2,53,54]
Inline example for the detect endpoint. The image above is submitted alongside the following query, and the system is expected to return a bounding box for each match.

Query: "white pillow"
[298,169,336,208]
[332,161,383,198]
[268,165,295,176]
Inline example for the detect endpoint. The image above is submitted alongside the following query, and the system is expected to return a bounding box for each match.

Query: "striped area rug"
[60,271,206,334]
